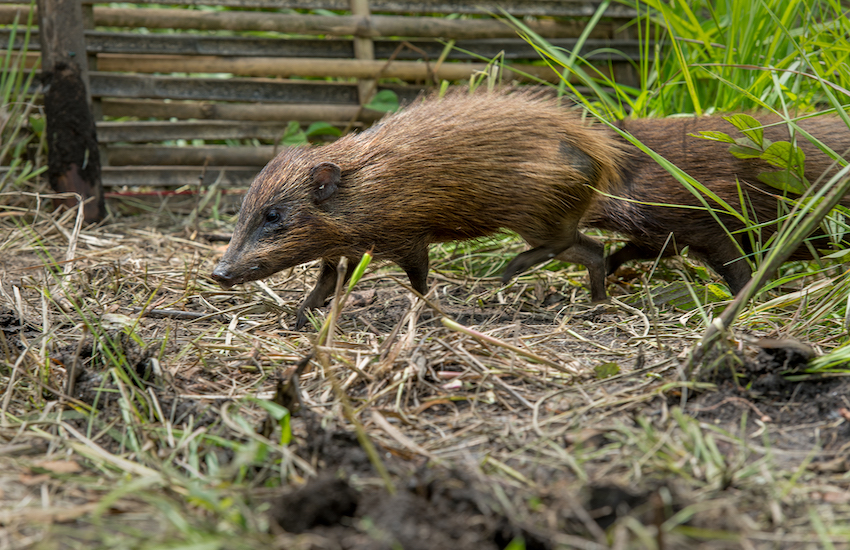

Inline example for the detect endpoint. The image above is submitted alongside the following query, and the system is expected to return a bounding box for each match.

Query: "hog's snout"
[211,263,237,289]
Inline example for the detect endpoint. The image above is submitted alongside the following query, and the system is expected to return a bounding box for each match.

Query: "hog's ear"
[310,162,341,203]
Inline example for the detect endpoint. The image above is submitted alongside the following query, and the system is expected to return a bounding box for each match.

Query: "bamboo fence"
[0,0,640,188]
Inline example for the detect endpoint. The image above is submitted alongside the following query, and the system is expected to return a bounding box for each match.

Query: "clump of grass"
[626,0,850,117]
[0,3,45,194]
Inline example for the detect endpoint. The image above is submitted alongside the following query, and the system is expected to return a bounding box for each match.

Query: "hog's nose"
[211,264,235,289]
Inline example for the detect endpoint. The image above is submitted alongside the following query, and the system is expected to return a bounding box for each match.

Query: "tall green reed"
[0,3,45,193]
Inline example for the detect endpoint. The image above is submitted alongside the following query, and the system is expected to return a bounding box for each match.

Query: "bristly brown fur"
[585,113,850,292]
[212,88,629,328]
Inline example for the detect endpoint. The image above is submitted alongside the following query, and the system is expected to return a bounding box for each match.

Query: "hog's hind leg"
[503,222,608,301]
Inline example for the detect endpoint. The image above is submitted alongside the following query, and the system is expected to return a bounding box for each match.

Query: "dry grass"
[1,195,850,549]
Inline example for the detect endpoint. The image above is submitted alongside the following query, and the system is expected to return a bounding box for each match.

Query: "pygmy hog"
[585,114,850,293]
[211,90,627,328]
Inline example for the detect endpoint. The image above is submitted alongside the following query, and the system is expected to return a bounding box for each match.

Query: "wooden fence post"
[351,0,376,106]
[36,0,105,223]
[80,3,102,121]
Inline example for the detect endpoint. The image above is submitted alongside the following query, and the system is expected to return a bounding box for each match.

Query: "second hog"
[211,90,627,328]
[584,114,850,294]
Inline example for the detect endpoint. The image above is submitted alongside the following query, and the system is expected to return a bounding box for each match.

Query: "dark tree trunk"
[37,0,104,223]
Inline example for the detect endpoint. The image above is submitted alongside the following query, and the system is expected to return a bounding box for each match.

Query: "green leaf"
[823,248,850,260]
[729,138,763,159]
[648,281,730,311]
[281,120,308,146]
[252,399,290,422]
[705,283,733,300]
[29,115,44,135]
[723,114,764,147]
[347,251,373,293]
[691,130,736,143]
[761,141,806,178]
[280,413,292,446]
[690,264,711,281]
[249,399,292,446]
[757,171,808,195]
[305,121,342,138]
[364,90,400,113]
[594,362,620,379]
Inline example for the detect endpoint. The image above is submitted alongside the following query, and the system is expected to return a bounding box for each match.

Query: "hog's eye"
[265,209,281,224]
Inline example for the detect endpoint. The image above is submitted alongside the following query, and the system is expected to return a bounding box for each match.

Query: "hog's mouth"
[211,262,249,289]
[215,279,236,290]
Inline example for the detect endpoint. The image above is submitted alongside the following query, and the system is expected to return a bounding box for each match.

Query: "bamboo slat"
[101,99,384,123]
[0,5,598,40]
[1,30,641,60]
[101,166,258,187]
[105,145,276,166]
[89,73,425,104]
[93,54,564,83]
[97,121,296,143]
[3,0,637,18]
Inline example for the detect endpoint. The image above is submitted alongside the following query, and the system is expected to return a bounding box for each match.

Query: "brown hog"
[211,90,628,328]
[585,114,850,293]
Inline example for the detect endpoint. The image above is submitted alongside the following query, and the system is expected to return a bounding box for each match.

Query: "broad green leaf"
[280,120,308,146]
[724,114,764,147]
[729,137,762,159]
[305,122,342,138]
[761,141,806,179]
[364,90,400,113]
[705,283,733,300]
[757,170,808,195]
